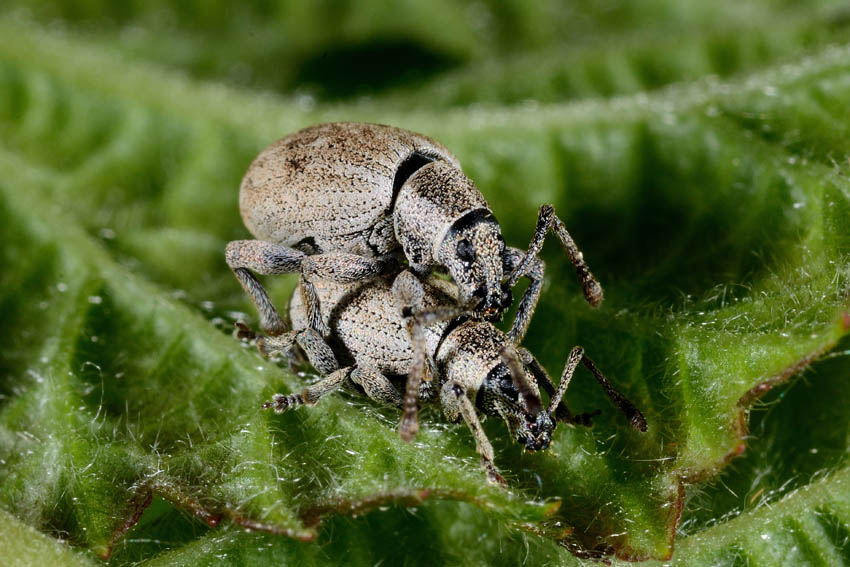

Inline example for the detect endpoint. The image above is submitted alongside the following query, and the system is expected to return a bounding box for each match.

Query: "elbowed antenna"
[580,355,647,432]
[548,346,584,417]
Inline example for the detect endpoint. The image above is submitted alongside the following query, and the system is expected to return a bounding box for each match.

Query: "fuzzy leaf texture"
[1,2,850,565]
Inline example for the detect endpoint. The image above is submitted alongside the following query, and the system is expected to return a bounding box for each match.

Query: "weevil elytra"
[227,122,608,440]
[256,271,646,484]
[226,122,602,348]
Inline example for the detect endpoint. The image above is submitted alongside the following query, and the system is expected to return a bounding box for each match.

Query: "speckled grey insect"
[255,271,646,484]
[226,122,602,350]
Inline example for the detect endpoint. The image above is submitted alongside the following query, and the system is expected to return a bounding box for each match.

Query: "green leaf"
[0,509,97,567]
[1,3,850,564]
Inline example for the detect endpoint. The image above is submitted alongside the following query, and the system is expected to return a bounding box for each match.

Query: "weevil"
[226,122,602,354]
[256,270,646,484]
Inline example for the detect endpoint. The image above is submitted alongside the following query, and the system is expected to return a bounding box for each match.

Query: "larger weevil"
[256,271,646,484]
[226,122,602,348]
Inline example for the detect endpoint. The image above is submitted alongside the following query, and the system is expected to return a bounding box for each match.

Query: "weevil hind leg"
[440,381,505,486]
[263,366,353,412]
[254,326,339,376]
[261,327,350,412]
[228,240,398,338]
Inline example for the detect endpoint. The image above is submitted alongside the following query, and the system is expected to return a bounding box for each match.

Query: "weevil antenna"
[548,346,584,416]
[580,355,647,432]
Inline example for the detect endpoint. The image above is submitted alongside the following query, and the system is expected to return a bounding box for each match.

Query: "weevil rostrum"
[227,122,607,439]
[255,271,646,484]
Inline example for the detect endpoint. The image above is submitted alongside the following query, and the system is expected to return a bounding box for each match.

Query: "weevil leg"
[294,328,339,375]
[391,270,429,442]
[263,366,353,412]
[301,252,399,284]
[256,330,299,358]
[440,381,505,486]
[226,240,306,336]
[255,327,339,376]
[547,346,584,415]
[350,366,403,408]
[392,271,467,441]
[298,279,329,338]
[503,204,603,343]
[300,252,400,337]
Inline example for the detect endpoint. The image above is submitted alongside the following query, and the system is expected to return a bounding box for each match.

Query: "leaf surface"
[1,3,849,564]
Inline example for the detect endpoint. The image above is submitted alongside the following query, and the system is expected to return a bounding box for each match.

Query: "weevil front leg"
[440,381,505,486]
[518,346,582,424]
[501,247,545,344]
[503,204,603,343]
[226,240,306,336]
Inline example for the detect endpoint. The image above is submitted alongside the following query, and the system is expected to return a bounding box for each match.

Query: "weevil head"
[439,210,512,320]
[515,411,556,452]
[479,362,555,452]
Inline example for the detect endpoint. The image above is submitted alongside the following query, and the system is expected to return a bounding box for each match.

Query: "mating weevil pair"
[227,122,646,482]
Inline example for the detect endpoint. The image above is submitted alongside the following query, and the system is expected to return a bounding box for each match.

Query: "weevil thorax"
[437,321,554,451]
[394,161,510,318]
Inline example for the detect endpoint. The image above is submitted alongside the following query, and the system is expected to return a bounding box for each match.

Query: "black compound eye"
[456,239,475,267]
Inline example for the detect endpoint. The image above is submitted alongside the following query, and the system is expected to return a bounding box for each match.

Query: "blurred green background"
[1,1,850,566]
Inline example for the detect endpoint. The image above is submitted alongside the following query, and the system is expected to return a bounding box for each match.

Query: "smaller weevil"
[257,271,646,484]
[226,122,602,363]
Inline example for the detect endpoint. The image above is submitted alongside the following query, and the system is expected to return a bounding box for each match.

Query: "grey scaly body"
[227,122,606,439]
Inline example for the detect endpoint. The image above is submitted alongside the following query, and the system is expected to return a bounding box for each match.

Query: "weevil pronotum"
[227,122,604,437]
[253,271,646,484]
